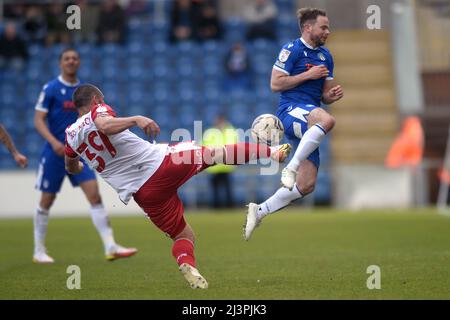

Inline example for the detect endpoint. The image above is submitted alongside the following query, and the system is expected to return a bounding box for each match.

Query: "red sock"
[172,239,196,268]
[223,143,271,165]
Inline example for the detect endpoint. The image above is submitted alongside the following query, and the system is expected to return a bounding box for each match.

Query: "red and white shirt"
[65,104,168,204]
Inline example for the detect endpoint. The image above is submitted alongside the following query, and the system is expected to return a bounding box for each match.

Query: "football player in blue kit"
[33,48,137,263]
[244,8,344,240]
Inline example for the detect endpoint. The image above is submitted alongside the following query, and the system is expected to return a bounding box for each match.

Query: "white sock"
[287,124,326,171]
[257,185,303,219]
[90,204,116,254]
[34,206,49,254]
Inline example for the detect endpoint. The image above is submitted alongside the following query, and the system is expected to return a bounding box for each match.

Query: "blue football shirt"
[273,37,334,111]
[35,75,81,145]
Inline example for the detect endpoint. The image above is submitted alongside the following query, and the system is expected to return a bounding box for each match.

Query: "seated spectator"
[75,0,100,43]
[124,0,150,17]
[0,21,28,71]
[45,3,72,46]
[197,0,222,41]
[223,42,251,91]
[243,0,278,41]
[23,5,47,44]
[97,0,126,44]
[169,0,200,42]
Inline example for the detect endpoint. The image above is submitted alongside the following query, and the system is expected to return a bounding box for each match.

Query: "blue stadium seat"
[28,44,45,58]
[152,40,169,55]
[24,133,45,157]
[0,157,17,170]
[223,18,247,42]
[78,43,95,57]
[101,43,124,59]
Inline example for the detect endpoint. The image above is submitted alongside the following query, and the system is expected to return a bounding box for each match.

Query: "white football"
[251,114,284,145]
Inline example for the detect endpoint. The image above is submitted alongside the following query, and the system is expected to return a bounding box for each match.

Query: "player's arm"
[94,114,160,137]
[64,141,84,174]
[34,85,65,156]
[321,79,344,105]
[271,65,330,93]
[34,109,66,161]
[0,124,28,168]
[65,155,84,175]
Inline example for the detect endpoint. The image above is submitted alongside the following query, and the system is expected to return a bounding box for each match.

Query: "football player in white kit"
[65,84,292,289]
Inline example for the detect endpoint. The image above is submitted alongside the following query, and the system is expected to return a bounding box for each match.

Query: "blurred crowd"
[0,0,280,71]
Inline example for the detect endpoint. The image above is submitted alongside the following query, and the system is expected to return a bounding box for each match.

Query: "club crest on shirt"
[278,49,291,62]
[318,52,326,61]
[61,88,66,95]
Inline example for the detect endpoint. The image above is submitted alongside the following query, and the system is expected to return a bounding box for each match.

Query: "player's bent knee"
[309,108,335,132]
[316,114,335,132]
[297,180,316,196]
[88,194,102,206]
[323,115,336,131]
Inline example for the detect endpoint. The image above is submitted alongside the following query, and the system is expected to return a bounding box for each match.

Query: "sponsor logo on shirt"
[63,101,77,111]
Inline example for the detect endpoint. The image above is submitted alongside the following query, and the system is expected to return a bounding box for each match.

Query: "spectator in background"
[223,42,251,91]
[3,3,26,20]
[197,0,222,41]
[169,0,200,42]
[0,21,28,70]
[243,0,278,41]
[97,0,126,44]
[23,5,47,44]
[203,115,238,208]
[123,0,149,17]
[75,0,100,44]
[45,3,72,46]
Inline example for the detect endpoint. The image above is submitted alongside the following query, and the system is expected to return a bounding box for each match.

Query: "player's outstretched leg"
[245,160,317,240]
[172,224,208,289]
[209,142,292,165]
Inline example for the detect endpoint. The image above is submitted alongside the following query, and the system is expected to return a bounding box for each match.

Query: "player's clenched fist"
[307,65,329,80]
[135,116,160,138]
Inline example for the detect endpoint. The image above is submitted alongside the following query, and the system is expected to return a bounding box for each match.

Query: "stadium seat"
[28,44,44,58]
[223,18,247,43]
[101,43,124,58]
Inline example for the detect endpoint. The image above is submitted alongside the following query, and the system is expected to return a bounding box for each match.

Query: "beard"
[311,33,326,47]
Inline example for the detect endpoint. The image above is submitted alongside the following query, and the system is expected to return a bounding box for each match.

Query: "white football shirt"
[65,104,168,204]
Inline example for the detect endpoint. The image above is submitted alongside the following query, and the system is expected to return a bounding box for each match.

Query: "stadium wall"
[333,165,415,210]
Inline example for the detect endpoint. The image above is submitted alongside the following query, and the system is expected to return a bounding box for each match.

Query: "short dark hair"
[72,84,103,109]
[297,7,327,30]
[59,48,79,61]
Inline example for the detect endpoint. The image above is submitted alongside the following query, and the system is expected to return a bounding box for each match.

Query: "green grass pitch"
[0,208,449,299]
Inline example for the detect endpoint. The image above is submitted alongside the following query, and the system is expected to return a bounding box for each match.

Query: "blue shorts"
[277,103,321,168]
[35,145,96,193]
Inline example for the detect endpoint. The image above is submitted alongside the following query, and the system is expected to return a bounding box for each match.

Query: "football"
[251,114,284,145]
